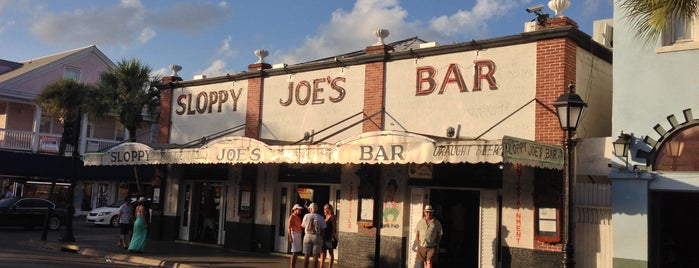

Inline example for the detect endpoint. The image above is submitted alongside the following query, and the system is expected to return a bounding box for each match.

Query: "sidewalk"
[22,227,348,268]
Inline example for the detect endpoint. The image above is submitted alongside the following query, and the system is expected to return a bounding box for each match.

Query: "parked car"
[86,199,132,227]
[0,197,67,230]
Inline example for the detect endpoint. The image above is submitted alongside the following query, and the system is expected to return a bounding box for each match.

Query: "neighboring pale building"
[610,3,699,268]
[0,45,155,215]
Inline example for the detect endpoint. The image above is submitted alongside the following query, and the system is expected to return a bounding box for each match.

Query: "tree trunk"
[128,127,143,194]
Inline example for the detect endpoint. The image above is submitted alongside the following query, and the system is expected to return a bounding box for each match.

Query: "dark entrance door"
[651,191,699,267]
[429,189,480,268]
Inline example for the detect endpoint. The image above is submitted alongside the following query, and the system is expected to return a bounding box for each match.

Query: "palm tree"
[95,59,160,194]
[35,78,99,242]
[619,0,698,44]
[95,58,161,142]
[34,79,101,155]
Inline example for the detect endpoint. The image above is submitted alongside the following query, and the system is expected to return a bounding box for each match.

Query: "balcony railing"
[0,128,123,155]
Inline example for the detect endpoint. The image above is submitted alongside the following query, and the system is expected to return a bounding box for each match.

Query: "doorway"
[274,184,338,253]
[429,189,480,268]
[651,191,699,267]
[178,182,224,244]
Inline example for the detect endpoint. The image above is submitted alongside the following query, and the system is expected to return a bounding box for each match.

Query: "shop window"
[655,124,699,171]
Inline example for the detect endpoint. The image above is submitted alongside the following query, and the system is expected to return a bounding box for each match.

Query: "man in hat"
[301,203,326,268]
[415,204,443,268]
[288,204,304,268]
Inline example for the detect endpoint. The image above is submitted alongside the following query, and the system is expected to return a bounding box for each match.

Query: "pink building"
[0,45,155,215]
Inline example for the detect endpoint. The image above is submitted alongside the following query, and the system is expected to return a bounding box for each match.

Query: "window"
[655,124,699,171]
[658,15,699,52]
[39,116,53,133]
[115,122,125,141]
[64,67,80,80]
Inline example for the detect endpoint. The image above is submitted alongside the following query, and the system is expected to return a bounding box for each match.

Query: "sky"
[0,0,613,80]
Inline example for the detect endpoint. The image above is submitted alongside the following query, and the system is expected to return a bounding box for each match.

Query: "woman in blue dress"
[128,197,148,253]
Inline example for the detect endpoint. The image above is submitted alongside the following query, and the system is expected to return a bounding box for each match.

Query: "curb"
[30,240,205,268]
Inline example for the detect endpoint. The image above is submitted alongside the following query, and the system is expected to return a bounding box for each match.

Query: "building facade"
[85,16,612,267]
[610,3,699,267]
[0,45,156,214]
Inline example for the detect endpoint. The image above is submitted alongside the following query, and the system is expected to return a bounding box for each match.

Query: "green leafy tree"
[619,0,698,44]
[35,78,101,242]
[95,58,161,142]
[95,58,161,194]
[35,79,99,154]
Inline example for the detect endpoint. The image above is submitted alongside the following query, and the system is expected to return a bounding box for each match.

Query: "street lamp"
[612,132,632,158]
[553,84,587,268]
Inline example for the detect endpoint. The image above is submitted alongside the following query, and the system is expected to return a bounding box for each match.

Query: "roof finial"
[548,0,570,17]
[254,49,269,63]
[168,64,182,76]
[374,28,390,45]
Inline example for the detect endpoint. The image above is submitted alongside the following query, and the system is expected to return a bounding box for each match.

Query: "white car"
[86,199,131,227]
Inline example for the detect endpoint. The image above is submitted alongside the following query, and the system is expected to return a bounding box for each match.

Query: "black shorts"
[120,223,131,235]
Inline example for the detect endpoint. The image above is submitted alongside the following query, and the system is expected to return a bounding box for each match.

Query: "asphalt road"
[2,219,145,267]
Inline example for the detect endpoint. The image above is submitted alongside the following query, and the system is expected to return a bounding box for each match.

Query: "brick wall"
[362,45,390,132]
[157,76,180,143]
[245,63,271,138]
[533,16,578,257]
[534,31,576,146]
[502,246,562,268]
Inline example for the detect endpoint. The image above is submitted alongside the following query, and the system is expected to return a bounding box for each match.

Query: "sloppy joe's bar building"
[84,17,612,267]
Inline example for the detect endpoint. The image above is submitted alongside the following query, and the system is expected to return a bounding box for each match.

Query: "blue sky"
[0,0,613,79]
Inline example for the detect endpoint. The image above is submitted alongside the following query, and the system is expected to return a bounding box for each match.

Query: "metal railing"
[0,128,123,154]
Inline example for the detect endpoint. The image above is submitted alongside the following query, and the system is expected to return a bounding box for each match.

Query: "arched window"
[655,124,699,171]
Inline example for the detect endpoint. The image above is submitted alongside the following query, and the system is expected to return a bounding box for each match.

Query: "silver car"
[86,199,131,227]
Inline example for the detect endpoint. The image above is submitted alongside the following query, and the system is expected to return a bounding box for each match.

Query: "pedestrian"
[301,202,326,268]
[288,204,304,268]
[116,197,133,249]
[1,185,14,200]
[415,204,443,268]
[128,197,148,253]
[319,203,337,268]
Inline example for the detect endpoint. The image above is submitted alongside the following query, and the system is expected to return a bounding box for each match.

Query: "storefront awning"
[83,131,563,169]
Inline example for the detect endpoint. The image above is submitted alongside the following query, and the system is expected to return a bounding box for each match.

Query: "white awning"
[83,131,562,170]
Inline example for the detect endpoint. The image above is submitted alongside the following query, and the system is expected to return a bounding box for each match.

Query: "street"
[1,219,145,267]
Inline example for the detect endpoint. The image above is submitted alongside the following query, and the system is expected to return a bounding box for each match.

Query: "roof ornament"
[254,49,269,63]
[168,64,182,77]
[548,0,570,17]
[374,28,390,45]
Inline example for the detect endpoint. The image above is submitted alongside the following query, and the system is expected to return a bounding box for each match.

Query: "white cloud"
[198,59,231,77]
[28,0,232,48]
[138,27,156,44]
[429,0,520,37]
[276,0,524,65]
[194,36,237,77]
[214,36,236,59]
[151,67,170,78]
[278,0,413,64]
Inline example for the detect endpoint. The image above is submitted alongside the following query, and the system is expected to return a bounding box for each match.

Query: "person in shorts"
[415,205,443,268]
[301,203,326,268]
[116,197,133,249]
[288,204,304,268]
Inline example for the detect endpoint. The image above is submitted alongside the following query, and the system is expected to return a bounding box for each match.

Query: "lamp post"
[553,84,587,268]
[612,132,632,158]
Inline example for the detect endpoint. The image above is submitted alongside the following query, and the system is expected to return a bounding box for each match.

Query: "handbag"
[331,239,338,249]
